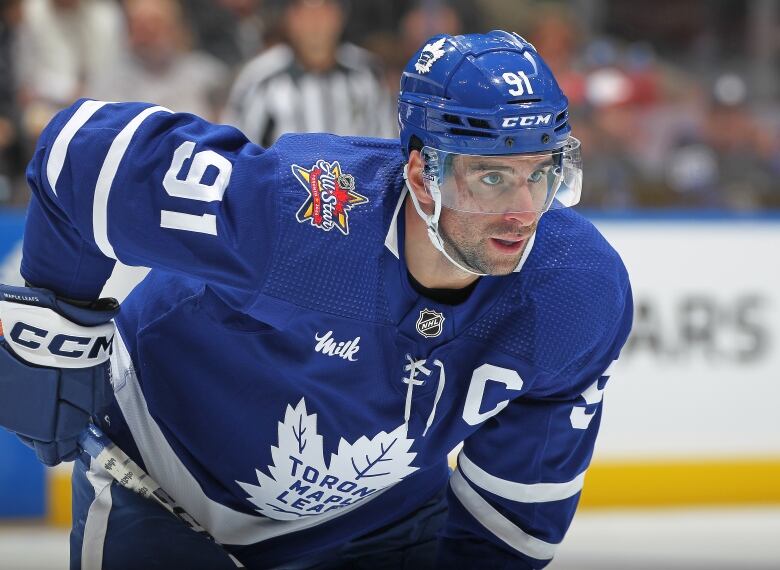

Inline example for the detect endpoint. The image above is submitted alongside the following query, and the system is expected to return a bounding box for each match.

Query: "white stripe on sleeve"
[93,106,172,259]
[47,100,109,196]
[449,468,559,561]
[458,451,585,503]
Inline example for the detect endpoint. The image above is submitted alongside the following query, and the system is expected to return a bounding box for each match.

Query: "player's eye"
[480,172,504,186]
[528,168,547,184]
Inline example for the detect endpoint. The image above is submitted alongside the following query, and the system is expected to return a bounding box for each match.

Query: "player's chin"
[478,253,521,276]
[484,261,519,276]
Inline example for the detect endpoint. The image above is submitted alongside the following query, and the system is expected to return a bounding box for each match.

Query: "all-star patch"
[414,37,447,74]
[292,160,368,235]
[416,308,445,338]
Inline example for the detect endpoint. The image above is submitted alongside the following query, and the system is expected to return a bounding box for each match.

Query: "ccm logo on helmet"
[502,114,552,128]
[9,322,113,359]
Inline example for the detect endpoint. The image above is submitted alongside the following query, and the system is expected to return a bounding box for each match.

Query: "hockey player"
[0,31,632,569]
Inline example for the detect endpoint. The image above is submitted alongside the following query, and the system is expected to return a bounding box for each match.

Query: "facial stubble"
[438,210,537,276]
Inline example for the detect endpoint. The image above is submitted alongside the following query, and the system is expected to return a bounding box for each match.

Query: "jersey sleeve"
[21,99,279,305]
[437,277,633,569]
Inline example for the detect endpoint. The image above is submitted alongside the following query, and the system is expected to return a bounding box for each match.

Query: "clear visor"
[421,136,582,214]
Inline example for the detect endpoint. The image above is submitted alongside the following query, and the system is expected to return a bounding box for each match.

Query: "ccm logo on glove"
[9,321,112,358]
[0,301,115,369]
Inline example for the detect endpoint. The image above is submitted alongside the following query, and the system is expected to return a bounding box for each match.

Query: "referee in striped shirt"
[223,0,396,148]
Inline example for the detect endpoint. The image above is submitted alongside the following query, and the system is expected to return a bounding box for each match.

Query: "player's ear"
[406,150,434,208]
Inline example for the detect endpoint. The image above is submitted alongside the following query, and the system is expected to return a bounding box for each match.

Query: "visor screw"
[505,137,514,148]
[541,133,551,144]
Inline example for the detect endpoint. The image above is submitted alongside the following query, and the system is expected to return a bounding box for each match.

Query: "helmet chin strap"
[403,165,487,277]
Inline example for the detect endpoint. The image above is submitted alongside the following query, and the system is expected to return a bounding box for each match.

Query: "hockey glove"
[0,284,119,466]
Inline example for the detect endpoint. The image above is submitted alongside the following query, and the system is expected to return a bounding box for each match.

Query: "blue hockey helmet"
[399,30,572,157]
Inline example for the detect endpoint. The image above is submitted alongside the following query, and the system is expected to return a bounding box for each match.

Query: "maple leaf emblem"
[237,398,418,521]
[414,37,447,74]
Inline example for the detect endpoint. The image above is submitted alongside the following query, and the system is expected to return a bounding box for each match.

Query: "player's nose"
[502,186,538,226]
[502,209,537,226]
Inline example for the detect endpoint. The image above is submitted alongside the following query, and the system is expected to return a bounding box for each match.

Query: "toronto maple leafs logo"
[292,160,368,235]
[237,398,418,521]
[414,37,447,74]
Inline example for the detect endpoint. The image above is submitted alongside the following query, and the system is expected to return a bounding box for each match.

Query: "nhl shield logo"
[416,308,445,338]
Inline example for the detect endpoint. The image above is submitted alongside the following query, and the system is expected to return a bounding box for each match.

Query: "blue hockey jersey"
[22,100,633,569]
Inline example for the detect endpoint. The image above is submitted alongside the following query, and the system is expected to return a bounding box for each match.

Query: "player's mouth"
[489,236,526,254]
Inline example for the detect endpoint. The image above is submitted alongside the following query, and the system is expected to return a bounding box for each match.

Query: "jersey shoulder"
[257,133,405,323]
[525,207,626,276]
[466,208,632,384]
[270,132,403,204]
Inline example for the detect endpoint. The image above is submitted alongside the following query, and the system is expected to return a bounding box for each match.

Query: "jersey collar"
[382,187,534,338]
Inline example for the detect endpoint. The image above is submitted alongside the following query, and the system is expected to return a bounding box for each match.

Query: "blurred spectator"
[87,0,230,121]
[0,0,23,204]
[16,0,126,135]
[667,74,779,210]
[399,1,463,57]
[342,0,480,47]
[181,0,264,68]
[362,1,464,94]
[573,68,644,210]
[223,0,394,147]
